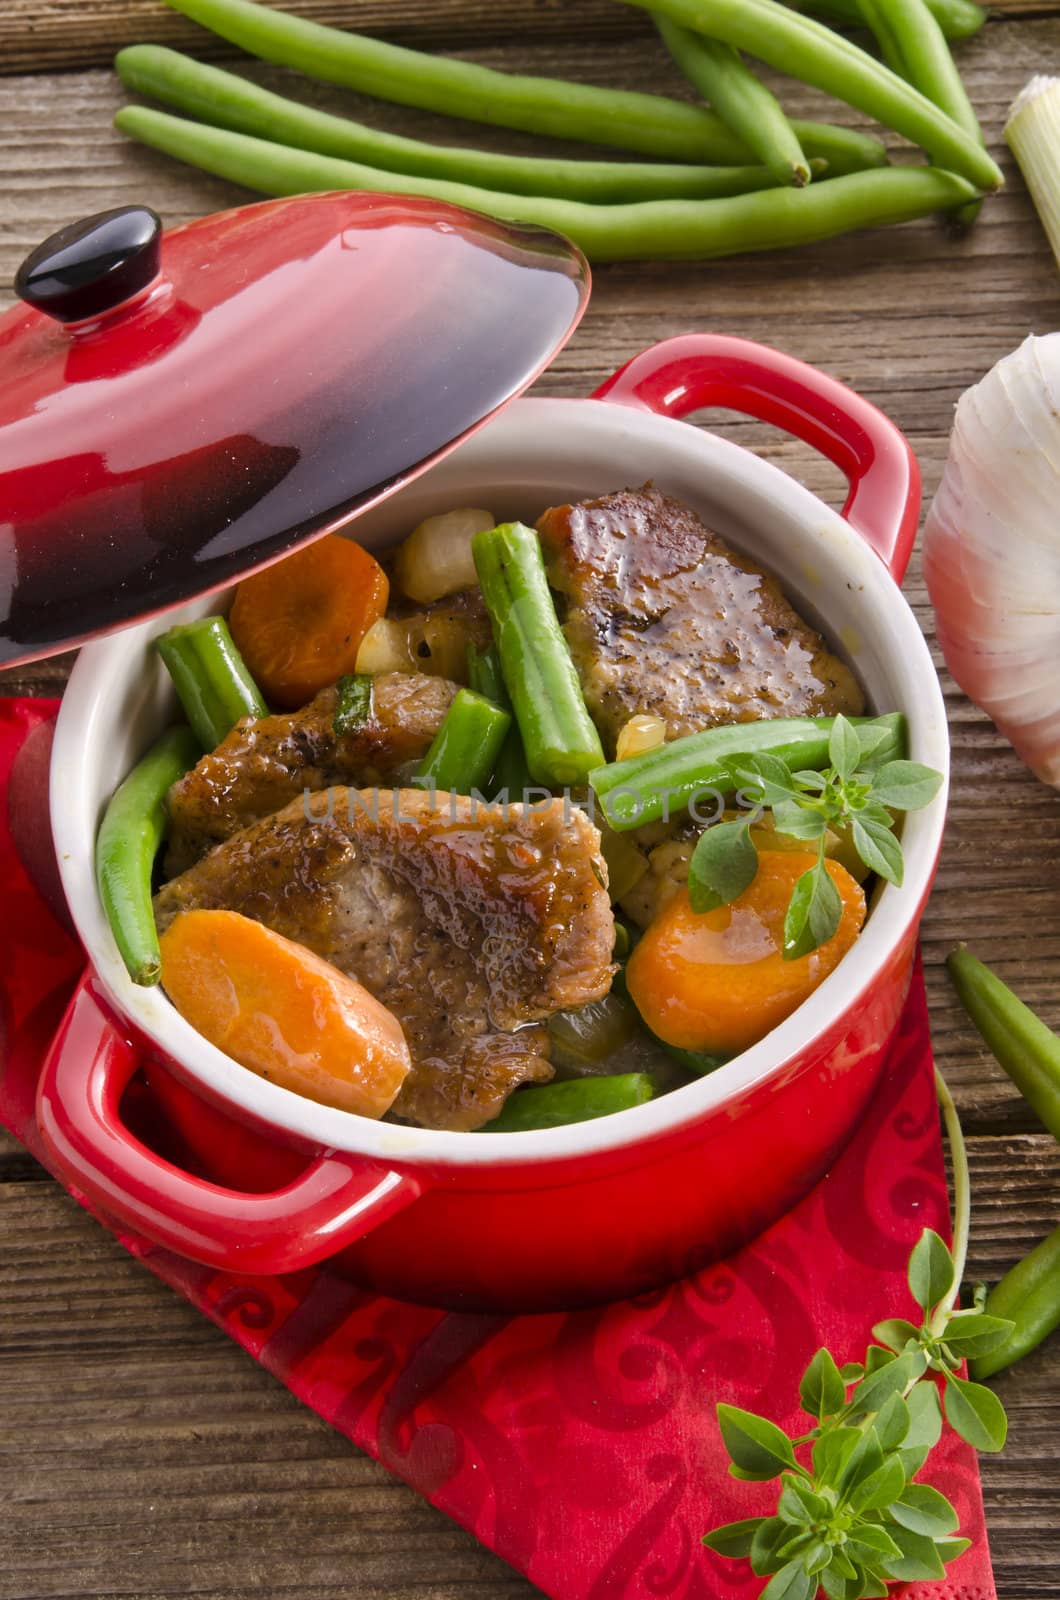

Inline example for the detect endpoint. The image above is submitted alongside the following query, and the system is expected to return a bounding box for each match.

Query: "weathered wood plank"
[0,0,1056,77]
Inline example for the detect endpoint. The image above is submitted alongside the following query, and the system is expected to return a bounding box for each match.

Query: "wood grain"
[1,6,1059,1599]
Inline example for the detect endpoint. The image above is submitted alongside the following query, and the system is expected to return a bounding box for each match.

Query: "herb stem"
[933,1064,971,1329]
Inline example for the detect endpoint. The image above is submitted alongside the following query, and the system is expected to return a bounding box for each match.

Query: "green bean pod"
[473,522,604,787]
[156,615,268,750]
[947,947,1060,1145]
[114,110,979,265]
[159,0,887,172]
[590,712,906,829]
[96,727,202,986]
[117,46,799,204]
[804,0,987,39]
[482,1073,654,1131]
[466,643,508,705]
[856,0,985,225]
[970,1225,1060,1380]
[656,18,811,187]
[413,688,511,795]
[623,0,1003,192]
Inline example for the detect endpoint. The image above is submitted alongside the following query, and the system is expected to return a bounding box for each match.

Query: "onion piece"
[923,331,1060,786]
[393,507,496,604]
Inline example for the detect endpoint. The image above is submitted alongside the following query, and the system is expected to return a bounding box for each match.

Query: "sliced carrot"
[159,909,411,1119]
[625,852,866,1058]
[229,535,389,708]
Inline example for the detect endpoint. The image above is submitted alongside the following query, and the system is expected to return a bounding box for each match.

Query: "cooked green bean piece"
[590,712,906,829]
[333,673,373,737]
[857,0,985,225]
[971,1224,1060,1380]
[96,727,202,986]
[158,0,887,172]
[656,18,811,187]
[114,111,978,265]
[156,615,268,750]
[473,522,604,787]
[803,0,987,38]
[548,994,639,1069]
[412,688,511,796]
[947,946,1060,1145]
[116,46,800,204]
[623,0,1003,192]
[466,643,508,706]
[482,1073,654,1131]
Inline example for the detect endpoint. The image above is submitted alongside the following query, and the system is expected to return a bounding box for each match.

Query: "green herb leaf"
[760,1559,815,1600]
[903,1379,944,1449]
[874,1391,911,1452]
[864,1344,894,1374]
[736,753,798,806]
[846,1453,907,1514]
[897,1444,931,1478]
[935,1537,973,1563]
[908,1229,955,1314]
[845,1524,903,1561]
[813,1426,861,1487]
[688,819,759,913]
[777,1479,813,1526]
[791,769,828,792]
[828,714,862,780]
[799,1347,848,1421]
[717,1404,797,1480]
[887,1482,960,1537]
[771,798,829,841]
[881,1526,947,1582]
[839,1362,865,1382]
[939,1311,1016,1358]
[783,857,842,960]
[942,1372,1009,1451]
[868,760,943,811]
[871,1317,921,1353]
[851,816,904,886]
[751,1517,792,1576]
[837,1427,884,1495]
[701,1517,764,1556]
[333,673,374,737]
[856,722,898,766]
[849,1349,918,1417]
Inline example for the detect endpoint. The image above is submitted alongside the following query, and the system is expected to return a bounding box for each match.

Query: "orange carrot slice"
[626,852,866,1058]
[229,535,389,709]
[159,909,411,1118]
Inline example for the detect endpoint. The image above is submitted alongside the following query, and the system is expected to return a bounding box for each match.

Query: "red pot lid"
[0,192,589,667]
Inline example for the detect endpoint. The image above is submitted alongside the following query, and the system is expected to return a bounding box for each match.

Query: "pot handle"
[36,975,422,1276]
[591,334,920,583]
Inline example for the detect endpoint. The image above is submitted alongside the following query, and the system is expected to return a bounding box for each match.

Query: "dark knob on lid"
[15,205,163,324]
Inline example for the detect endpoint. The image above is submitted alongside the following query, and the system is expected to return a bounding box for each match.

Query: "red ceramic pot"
[39,332,947,1313]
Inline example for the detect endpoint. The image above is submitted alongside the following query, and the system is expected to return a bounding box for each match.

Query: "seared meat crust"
[154,789,615,1131]
[536,486,864,749]
[164,672,457,874]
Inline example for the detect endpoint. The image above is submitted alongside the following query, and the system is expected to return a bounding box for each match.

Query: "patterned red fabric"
[0,698,995,1600]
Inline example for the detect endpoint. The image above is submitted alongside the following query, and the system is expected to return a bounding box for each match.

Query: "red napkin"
[0,698,996,1600]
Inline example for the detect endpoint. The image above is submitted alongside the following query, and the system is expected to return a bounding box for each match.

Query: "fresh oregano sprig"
[702,1070,1011,1600]
[687,715,943,960]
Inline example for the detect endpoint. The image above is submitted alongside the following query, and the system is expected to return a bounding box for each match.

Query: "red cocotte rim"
[46,335,949,1175]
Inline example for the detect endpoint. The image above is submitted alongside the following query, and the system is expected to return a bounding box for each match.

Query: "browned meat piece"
[154,790,615,1131]
[536,486,864,750]
[164,672,457,874]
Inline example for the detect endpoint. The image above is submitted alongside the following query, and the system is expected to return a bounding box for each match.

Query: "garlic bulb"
[923,332,1060,786]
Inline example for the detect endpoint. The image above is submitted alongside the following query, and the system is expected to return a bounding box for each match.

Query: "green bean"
[115,110,978,265]
[96,727,202,986]
[656,18,811,187]
[156,615,268,750]
[947,947,1060,1145]
[970,1224,1060,1380]
[116,46,797,205]
[622,0,1003,192]
[466,643,508,705]
[159,0,886,172]
[482,1073,654,1131]
[590,712,906,829]
[802,0,987,39]
[333,673,373,737]
[473,523,603,787]
[856,0,985,226]
[412,688,511,795]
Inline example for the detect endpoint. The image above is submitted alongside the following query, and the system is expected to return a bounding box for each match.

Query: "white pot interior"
[52,396,949,1168]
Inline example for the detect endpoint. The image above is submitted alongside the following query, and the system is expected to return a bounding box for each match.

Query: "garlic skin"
[923,332,1060,787]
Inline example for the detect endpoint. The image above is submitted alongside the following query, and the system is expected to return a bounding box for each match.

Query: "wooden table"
[1,3,1058,1596]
